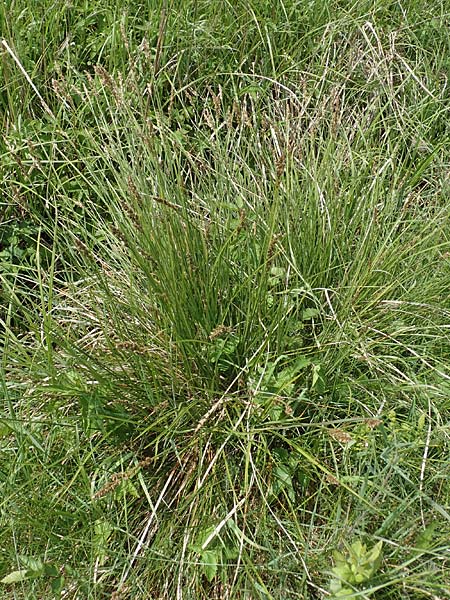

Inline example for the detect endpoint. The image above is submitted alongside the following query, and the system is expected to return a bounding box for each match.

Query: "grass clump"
[1,0,450,598]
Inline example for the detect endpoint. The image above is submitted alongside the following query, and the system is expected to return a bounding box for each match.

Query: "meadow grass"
[1,1,450,598]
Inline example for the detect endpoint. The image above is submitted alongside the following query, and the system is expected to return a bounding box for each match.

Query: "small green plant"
[248,355,311,421]
[268,446,299,503]
[190,522,238,583]
[207,326,240,376]
[1,556,64,598]
[0,220,39,271]
[329,540,383,597]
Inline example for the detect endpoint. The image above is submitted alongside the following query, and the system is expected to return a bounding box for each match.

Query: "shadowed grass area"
[1,1,450,598]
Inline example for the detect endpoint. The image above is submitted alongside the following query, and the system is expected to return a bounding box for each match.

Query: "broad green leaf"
[201,549,220,582]
[332,563,352,581]
[114,478,140,500]
[274,356,310,392]
[335,587,354,597]
[43,563,59,577]
[51,575,64,596]
[0,421,11,438]
[223,543,238,560]
[417,412,426,431]
[18,556,43,573]
[93,518,113,566]
[311,364,321,389]
[366,540,383,564]
[333,549,346,564]
[238,85,262,98]
[1,569,30,584]
[416,522,438,550]
[350,540,365,558]
[302,307,320,320]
